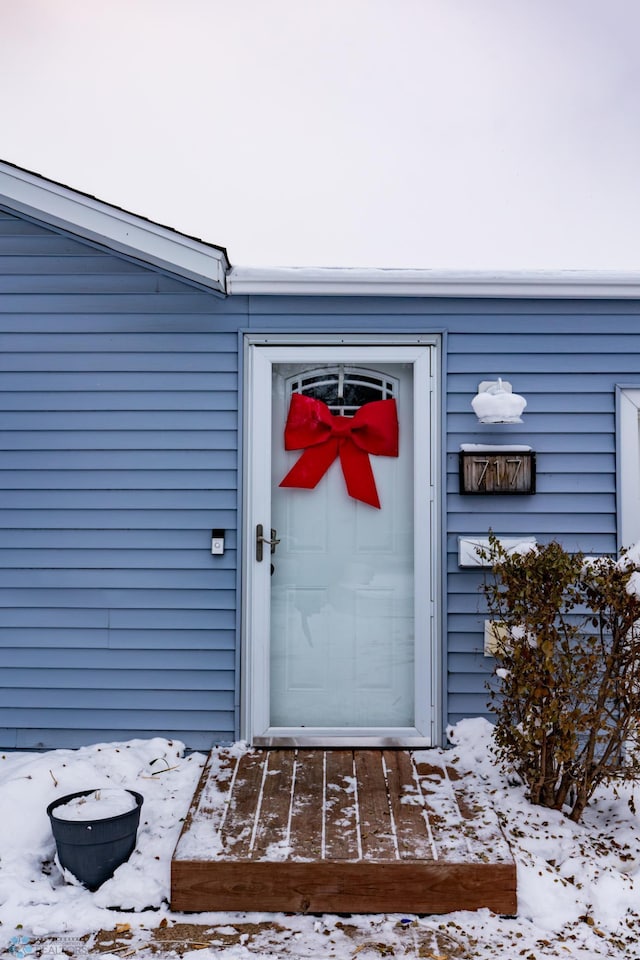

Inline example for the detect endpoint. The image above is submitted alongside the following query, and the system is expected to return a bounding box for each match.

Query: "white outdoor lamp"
[471,379,527,424]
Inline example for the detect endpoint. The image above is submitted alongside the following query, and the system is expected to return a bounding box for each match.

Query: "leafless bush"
[482,533,640,822]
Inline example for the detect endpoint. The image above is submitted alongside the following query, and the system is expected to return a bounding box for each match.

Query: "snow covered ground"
[0,720,638,959]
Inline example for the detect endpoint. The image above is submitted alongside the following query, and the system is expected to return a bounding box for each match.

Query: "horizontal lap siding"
[4,212,640,747]
[446,319,638,725]
[0,210,242,749]
[249,297,640,732]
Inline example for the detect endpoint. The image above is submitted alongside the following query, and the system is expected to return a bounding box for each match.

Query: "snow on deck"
[171,747,516,915]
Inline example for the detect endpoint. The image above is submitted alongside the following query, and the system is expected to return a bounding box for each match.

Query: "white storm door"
[244,341,437,747]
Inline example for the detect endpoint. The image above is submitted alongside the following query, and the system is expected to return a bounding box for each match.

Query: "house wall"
[2,206,639,748]
[0,208,244,749]
[246,297,629,726]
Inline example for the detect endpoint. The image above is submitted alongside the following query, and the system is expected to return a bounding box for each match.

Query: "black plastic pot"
[47,789,143,891]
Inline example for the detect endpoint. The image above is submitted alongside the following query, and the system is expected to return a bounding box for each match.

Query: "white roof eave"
[4,160,640,301]
[0,161,229,294]
[228,265,640,299]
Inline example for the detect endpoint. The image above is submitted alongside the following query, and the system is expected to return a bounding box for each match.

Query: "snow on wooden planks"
[171,747,516,915]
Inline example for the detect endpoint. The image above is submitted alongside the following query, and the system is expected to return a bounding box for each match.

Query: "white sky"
[1,0,640,270]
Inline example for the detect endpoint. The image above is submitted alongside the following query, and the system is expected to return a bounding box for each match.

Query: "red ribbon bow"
[279,393,399,508]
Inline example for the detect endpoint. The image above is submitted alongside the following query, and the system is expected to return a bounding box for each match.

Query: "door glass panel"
[290,365,396,415]
[269,362,414,728]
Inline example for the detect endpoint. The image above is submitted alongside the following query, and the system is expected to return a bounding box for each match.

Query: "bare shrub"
[482,533,640,822]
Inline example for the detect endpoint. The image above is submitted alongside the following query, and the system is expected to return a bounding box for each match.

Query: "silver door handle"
[256,524,281,562]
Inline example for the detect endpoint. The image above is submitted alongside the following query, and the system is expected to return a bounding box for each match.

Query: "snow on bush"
[482,533,640,822]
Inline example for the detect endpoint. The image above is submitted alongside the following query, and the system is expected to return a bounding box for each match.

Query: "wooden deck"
[171,747,516,915]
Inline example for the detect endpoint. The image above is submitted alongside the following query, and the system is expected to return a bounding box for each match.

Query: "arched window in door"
[286,365,398,417]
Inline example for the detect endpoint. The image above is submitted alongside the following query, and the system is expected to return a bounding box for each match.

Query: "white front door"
[243,338,439,746]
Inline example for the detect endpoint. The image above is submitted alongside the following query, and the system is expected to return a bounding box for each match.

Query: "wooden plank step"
[355,750,397,861]
[219,750,266,858]
[251,750,296,860]
[382,749,435,861]
[324,750,359,860]
[171,858,517,915]
[172,746,517,915]
[288,749,324,861]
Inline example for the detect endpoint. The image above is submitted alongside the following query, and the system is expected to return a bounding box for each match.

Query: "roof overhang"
[0,160,229,294]
[4,159,640,301]
[228,265,640,299]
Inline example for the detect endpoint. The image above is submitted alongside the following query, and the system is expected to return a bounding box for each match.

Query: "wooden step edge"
[172,750,216,860]
[170,859,518,916]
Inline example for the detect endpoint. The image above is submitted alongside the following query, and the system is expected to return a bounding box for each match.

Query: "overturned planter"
[47,788,144,891]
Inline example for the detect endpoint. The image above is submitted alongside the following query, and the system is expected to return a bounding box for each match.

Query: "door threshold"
[252,735,434,748]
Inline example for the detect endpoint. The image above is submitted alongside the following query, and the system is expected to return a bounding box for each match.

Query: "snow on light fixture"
[471,379,527,424]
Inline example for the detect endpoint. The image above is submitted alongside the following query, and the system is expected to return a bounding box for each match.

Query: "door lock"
[256,524,281,562]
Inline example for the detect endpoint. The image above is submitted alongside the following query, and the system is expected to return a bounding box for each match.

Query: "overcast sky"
[1,0,639,270]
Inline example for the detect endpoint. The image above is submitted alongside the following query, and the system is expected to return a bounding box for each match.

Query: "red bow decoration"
[279,393,399,508]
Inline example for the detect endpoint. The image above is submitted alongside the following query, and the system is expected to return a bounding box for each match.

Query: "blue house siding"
[445,319,622,724]
[3,201,640,749]
[0,208,243,749]
[246,296,637,731]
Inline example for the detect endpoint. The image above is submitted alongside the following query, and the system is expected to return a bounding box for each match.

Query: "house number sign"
[459,450,536,495]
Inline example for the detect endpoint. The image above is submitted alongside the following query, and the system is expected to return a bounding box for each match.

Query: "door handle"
[256,524,281,562]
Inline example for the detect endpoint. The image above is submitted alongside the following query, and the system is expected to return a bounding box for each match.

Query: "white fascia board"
[228,265,640,298]
[0,161,229,293]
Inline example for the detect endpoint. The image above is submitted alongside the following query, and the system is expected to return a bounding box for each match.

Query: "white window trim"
[617,386,640,548]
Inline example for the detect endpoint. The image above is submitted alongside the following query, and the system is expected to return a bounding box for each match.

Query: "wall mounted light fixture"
[471,378,527,424]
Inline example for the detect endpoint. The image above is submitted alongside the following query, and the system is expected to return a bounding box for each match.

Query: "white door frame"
[241,334,441,747]
[617,386,640,548]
